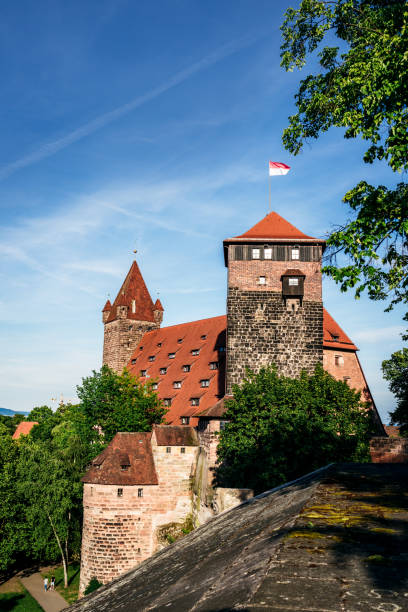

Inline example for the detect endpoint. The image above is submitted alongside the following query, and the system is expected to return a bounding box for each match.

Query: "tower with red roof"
[223,212,327,393]
[102,261,164,373]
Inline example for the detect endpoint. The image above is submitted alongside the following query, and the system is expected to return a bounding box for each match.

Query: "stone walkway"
[21,572,68,612]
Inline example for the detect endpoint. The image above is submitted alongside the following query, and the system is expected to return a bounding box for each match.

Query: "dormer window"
[160,367,167,375]
[157,342,162,347]
[163,398,172,407]
[140,369,147,377]
[183,364,191,372]
[177,338,183,343]
[168,352,176,359]
[264,247,272,259]
[152,382,158,390]
[191,349,200,356]
[131,299,136,313]
[330,332,340,341]
[200,379,210,387]
[201,334,207,340]
[131,359,137,365]
[148,355,155,362]
[173,381,182,389]
[181,417,190,425]
[252,248,260,260]
[190,397,200,406]
[291,247,300,260]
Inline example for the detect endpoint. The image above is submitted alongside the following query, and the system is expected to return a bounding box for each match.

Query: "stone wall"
[102,317,157,373]
[323,349,370,400]
[370,437,408,463]
[79,443,199,595]
[226,288,323,393]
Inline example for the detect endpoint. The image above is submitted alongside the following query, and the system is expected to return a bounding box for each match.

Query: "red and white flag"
[269,161,291,176]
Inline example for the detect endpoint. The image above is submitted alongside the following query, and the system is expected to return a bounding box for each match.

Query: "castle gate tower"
[102,260,164,373]
[224,212,326,394]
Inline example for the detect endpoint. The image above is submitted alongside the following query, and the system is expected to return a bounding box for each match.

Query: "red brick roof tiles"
[102,299,111,312]
[106,261,157,324]
[128,310,358,424]
[281,269,306,277]
[152,424,199,446]
[225,211,324,242]
[323,309,358,351]
[82,432,158,485]
[127,315,226,425]
[12,421,38,439]
[154,298,164,311]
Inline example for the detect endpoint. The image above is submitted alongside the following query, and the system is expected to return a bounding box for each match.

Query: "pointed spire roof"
[102,299,112,312]
[229,211,321,241]
[106,261,156,323]
[154,298,164,311]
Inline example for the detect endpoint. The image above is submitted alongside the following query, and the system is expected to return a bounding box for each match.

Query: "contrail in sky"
[0,33,261,182]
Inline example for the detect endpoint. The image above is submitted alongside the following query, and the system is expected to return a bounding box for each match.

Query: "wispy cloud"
[0,33,262,182]
[353,326,405,343]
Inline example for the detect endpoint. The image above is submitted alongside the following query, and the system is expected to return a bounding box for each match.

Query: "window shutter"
[277,246,285,261]
[300,246,310,261]
[235,245,243,260]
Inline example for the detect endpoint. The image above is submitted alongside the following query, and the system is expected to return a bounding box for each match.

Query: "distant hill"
[0,407,29,417]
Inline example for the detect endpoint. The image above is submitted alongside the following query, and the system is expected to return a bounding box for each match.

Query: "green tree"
[280,1,408,334]
[0,424,24,570]
[216,365,375,494]
[77,365,167,444]
[382,347,408,435]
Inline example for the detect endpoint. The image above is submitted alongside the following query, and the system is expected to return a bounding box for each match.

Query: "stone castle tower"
[224,212,326,393]
[102,260,164,372]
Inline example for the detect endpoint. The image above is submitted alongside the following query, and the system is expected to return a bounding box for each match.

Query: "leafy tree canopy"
[216,365,375,494]
[382,347,408,435]
[76,365,167,444]
[281,1,408,334]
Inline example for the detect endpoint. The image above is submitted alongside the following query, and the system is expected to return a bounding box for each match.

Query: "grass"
[0,586,44,611]
[43,563,80,605]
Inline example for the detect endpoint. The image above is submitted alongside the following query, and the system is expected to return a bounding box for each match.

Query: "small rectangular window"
[181,447,185,454]
[140,369,147,377]
[291,248,300,260]
[177,338,183,343]
[258,276,266,285]
[173,381,182,389]
[264,248,272,259]
[191,349,200,356]
[121,464,129,471]
[163,398,172,407]
[166,447,171,454]
[191,398,200,406]
[131,359,137,365]
[131,300,136,313]
[138,488,143,497]
[210,361,218,370]
[117,488,123,497]
[168,352,176,359]
[288,278,299,286]
[335,355,344,367]
[160,367,167,375]
[252,248,260,259]
[200,379,210,387]
[148,355,155,362]
[183,364,191,372]
[152,382,158,390]
[181,417,190,425]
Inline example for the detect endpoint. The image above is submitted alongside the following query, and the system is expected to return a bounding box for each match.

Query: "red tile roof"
[105,261,157,324]
[12,421,38,439]
[281,268,306,278]
[323,309,358,351]
[225,212,324,242]
[127,315,226,425]
[154,298,164,312]
[153,424,199,446]
[102,299,111,312]
[128,310,359,424]
[82,432,158,485]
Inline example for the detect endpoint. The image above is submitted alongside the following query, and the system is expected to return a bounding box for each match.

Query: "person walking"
[43,577,48,592]
[51,576,55,591]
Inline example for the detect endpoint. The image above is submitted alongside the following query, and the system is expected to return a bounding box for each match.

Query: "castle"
[79,211,383,595]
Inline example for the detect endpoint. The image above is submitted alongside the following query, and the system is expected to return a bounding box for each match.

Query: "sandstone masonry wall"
[226,288,323,393]
[370,437,408,463]
[323,349,371,401]
[103,317,158,373]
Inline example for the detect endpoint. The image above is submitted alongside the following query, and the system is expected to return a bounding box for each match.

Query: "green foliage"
[382,347,408,434]
[216,364,375,494]
[0,587,44,612]
[280,1,408,332]
[84,577,103,596]
[77,364,167,444]
[0,424,23,570]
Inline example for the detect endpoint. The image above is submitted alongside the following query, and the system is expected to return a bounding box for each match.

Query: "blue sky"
[0,0,404,422]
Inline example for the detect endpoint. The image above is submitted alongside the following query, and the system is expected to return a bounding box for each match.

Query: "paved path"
[21,572,68,612]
